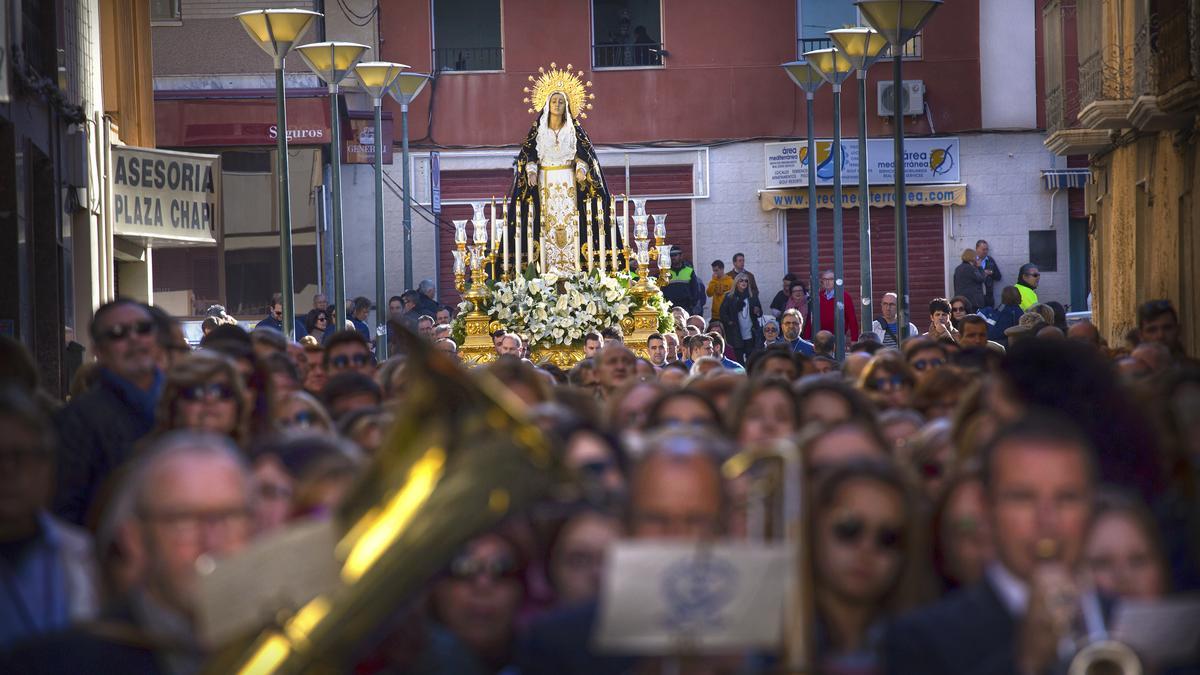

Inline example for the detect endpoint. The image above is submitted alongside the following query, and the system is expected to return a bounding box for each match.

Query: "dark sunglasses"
[912,358,944,371]
[272,310,283,318]
[578,459,615,478]
[1025,272,1041,278]
[918,461,944,479]
[282,410,316,428]
[179,383,235,402]
[447,554,520,582]
[832,516,903,552]
[871,374,907,391]
[100,321,155,343]
[331,353,371,369]
[951,306,966,313]
[315,315,328,322]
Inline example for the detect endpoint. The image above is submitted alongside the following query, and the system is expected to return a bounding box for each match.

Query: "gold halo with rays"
[522,62,595,119]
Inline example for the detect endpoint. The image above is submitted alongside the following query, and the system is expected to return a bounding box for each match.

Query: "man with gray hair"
[414,279,442,317]
[5,431,255,673]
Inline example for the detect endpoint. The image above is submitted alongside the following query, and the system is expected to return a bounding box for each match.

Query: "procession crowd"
[0,247,1197,675]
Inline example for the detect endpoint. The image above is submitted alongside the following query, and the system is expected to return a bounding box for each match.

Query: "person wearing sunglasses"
[254,292,308,339]
[304,308,332,344]
[902,337,949,387]
[1015,263,1040,310]
[858,353,917,411]
[431,531,527,673]
[273,390,334,435]
[811,459,919,674]
[54,300,165,525]
[323,330,375,378]
[153,352,248,446]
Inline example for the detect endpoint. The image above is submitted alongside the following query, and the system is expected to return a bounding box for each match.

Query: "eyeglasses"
[447,554,521,583]
[272,310,283,318]
[281,409,317,429]
[1024,272,1041,278]
[141,507,251,542]
[951,306,966,313]
[831,516,903,552]
[316,315,328,323]
[578,458,615,479]
[99,321,155,343]
[911,358,945,371]
[871,374,907,391]
[331,353,371,370]
[179,382,235,402]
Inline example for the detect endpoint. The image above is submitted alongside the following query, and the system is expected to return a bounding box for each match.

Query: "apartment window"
[593,0,663,68]
[433,0,503,72]
[1029,230,1058,272]
[798,0,922,58]
[150,0,181,22]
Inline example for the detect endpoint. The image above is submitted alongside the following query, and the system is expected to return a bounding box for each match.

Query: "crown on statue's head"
[522,62,595,119]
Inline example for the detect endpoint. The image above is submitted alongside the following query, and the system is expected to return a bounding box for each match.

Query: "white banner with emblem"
[765,136,961,189]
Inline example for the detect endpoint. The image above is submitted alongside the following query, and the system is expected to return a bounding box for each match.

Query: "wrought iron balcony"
[433,46,504,73]
[1047,85,1065,134]
[1076,47,1132,129]
[1133,15,1158,97]
[593,42,664,68]
[1155,3,1200,112]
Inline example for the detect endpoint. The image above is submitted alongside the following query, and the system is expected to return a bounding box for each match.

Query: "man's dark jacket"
[884,580,1018,675]
[53,370,161,525]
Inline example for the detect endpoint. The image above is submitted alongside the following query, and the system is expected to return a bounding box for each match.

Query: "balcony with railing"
[1155,0,1200,112]
[593,42,664,68]
[1076,45,1133,129]
[433,46,504,73]
[1129,11,1191,130]
[1044,64,1110,156]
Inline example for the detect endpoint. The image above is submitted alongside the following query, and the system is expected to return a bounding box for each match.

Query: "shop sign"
[112,146,220,243]
[759,184,967,211]
[764,137,961,188]
[345,113,394,165]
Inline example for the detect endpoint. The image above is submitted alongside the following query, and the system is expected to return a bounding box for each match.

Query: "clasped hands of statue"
[524,162,590,186]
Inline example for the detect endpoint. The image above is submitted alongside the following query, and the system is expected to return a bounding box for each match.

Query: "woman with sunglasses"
[429,530,527,673]
[273,390,334,435]
[947,295,973,332]
[304,308,332,344]
[857,353,917,411]
[152,351,248,445]
[810,459,921,675]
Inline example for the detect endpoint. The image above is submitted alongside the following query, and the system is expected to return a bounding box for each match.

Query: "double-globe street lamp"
[855,0,942,341]
[387,72,431,293]
[827,28,889,328]
[353,61,408,360]
[236,8,321,339]
[296,41,370,336]
[803,48,854,361]
[780,61,826,337]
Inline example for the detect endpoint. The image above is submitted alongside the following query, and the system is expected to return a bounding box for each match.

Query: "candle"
[514,208,523,275]
[599,199,608,275]
[653,214,667,240]
[526,198,534,272]
[622,194,630,271]
[583,199,592,272]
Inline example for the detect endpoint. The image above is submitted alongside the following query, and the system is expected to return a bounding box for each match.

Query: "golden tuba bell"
[203,327,561,674]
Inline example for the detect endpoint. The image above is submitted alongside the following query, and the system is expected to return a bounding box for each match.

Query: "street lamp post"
[828,28,888,329]
[236,9,321,340]
[781,61,827,339]
[387,73,431,293]
[296,41,370,336]
[855,0,942,341]
[804,48,855,361]
[353,61,408,359]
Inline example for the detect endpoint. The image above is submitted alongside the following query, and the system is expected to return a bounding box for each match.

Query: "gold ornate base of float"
[458,295,663,368]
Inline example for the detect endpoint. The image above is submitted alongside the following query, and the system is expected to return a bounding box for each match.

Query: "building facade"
[146,0,1079,335]
[1043,0,1199,354]
[1,0,159,395]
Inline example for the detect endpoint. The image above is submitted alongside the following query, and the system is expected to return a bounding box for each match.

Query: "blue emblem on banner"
[660,553,737,632]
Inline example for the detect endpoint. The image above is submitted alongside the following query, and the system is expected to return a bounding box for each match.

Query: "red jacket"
[804,290,859,341]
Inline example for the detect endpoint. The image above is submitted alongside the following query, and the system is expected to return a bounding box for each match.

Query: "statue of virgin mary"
[506,64,617,277]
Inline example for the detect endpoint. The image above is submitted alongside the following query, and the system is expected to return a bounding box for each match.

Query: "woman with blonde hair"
[153,351,248,445]
[857,352,918,412]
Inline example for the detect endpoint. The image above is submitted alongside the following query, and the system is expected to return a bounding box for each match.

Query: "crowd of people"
[0,263,1198,674]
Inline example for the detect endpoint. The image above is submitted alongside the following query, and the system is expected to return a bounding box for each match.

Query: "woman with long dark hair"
[718,272,764,364]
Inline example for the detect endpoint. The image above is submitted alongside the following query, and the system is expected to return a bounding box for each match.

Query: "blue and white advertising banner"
[764,137,960,189]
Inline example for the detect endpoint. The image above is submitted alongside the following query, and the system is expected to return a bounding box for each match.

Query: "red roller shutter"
[435,164,693,307]
[786,206,945,333]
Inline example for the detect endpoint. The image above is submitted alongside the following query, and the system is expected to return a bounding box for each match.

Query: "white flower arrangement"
[479,271,637,348]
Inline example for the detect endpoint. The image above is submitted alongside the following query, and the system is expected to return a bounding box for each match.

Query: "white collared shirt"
[986,561,1030,617]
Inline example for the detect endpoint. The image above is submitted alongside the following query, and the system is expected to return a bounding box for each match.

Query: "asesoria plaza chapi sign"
[764,136,961,189]
[111,146,220,244]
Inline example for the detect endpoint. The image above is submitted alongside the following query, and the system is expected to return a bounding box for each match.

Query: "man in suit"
[885,415,1099,675]
[518,428,728,675]
[976,239,1003,309]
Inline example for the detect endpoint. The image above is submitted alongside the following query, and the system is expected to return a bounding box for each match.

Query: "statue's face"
[549,94,566,117]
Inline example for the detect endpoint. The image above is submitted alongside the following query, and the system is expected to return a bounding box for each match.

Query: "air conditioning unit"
[877,80,925,117]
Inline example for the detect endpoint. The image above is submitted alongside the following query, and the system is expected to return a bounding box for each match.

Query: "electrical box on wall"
[877,80,925,116]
